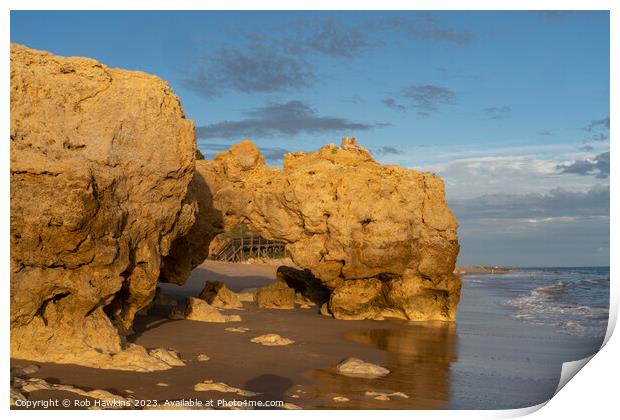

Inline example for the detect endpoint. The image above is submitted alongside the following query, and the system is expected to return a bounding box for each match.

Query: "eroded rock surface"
[254,282,295,309]
[168,138,461,321]
[199,281,243,309]
[10,44,196,370]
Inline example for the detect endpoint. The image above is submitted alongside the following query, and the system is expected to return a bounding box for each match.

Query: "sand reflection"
[306,322,458,409]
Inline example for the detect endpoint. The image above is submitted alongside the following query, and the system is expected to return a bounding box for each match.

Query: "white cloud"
[416,154,607,200]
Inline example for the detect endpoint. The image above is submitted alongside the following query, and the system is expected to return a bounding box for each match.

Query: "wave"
[535,278,609,297]
[503,277,609,337]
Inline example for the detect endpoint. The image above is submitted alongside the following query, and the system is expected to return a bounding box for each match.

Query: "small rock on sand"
[196,354,210,362]
[13,376,133,405]
[250,333,295,346]
[336,358,390,379]
[199,281,243,309]
[364,391,409,400]
[332,396,350,402]
[225,326,250,333]
[193,380,259,397]
[156,382,169,387]
[148,348,185,367]
[184,297,241,323]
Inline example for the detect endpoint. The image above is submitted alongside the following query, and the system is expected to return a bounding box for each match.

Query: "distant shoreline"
[455,266,511,275]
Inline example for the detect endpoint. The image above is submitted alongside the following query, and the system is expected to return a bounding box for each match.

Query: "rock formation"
[166,138,461,321]
[184,297,241,323]
[10,44,196,370]
[198,280,243,309]
[254,282,295,309]
[10,43,460,371]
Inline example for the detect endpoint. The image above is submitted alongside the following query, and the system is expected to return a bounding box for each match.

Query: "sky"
[10,10,610,267]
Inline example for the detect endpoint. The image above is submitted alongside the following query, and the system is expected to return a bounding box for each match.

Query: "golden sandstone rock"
[254,282,296,309]
[10,44,196,370]
[10,44,461,372]
[198,280,243,309]
[184,297,242,323]
[167,139,461,321]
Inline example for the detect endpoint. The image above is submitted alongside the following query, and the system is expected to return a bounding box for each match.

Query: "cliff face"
[166,139,461,321]
[10,44,196,370]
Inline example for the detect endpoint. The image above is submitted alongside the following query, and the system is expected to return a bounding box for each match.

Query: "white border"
[3,1,617,419]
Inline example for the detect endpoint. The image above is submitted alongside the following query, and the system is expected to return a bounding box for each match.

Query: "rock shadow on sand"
[243,374,293,409]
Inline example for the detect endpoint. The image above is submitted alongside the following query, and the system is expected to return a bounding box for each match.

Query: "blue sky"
[10,10,610,266]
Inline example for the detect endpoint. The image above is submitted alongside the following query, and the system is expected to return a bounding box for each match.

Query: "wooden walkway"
[211,233,287,262]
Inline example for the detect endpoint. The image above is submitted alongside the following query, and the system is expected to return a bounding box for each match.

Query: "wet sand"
[11,261,604,410]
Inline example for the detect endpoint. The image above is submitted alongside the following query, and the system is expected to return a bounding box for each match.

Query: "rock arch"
[164,138,462,321]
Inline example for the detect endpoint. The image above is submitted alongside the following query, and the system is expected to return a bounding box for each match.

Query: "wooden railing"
[211,233,287,262]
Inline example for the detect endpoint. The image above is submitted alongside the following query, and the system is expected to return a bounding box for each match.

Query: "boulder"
[166,138,461,321]
[254,282,295,309]
[328,279,385,320]
[198,280,242,309]
[10,44,196,370]
[184,297,241,323]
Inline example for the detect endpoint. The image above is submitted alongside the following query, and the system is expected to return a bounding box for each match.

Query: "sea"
[461,267,610,338]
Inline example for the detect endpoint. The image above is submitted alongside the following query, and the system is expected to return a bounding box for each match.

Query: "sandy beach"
[11,261,604,410]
